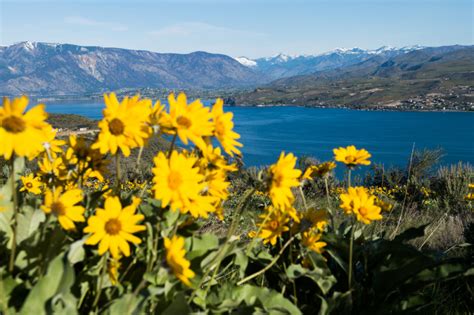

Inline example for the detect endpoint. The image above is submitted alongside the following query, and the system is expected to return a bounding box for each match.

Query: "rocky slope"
[0,42,259,95]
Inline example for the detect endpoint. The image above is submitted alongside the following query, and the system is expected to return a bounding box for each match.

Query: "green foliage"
[0,152,472,314]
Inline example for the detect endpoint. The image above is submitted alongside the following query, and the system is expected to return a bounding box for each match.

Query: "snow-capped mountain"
[1,42,457,96]
[234,56,257,67]
[0,41,259,95]
[234,46,427,80]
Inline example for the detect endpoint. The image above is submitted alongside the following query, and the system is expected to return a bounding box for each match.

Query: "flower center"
[345,156,356,164]
[76,146,89,160]
[2,116,26,134]
[51,201,66,216]
[108,118,125,135]
[26,182,33,188]
[215,120,225,136]
[176,116,192,129]
[359,207,368,216]
[105,219,122,235]
[273,173,284,187]
[168,171,183,190]
[269,220,279,230]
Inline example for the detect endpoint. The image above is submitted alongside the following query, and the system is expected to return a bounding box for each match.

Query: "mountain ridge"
[1,41,472,100]
[234,45,474,111]
[0,41,260,96]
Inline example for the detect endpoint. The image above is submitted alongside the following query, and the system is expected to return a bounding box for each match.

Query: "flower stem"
[8,157,18,273]
[115,153,121,191]
[348,220,355,291]
[189,188,255,303]
[135,145,144,173]
[347,169,352,188]
[245,205,276,256]
[237,234,297,286]
[168,134,177,158]
[92,254,108,311]
[324,176,335,231]
[298,186,308,210]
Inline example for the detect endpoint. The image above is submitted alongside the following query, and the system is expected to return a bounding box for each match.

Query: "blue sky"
[1,0,472,58]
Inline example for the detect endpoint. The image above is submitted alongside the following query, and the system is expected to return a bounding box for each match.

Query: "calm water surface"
[44,102,474,167]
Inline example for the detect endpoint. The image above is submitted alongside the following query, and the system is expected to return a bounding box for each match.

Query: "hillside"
[235,46,474,111]
[234,46,424,80]
[0,42,260,95]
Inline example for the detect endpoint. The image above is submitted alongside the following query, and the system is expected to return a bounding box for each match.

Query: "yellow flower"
[469,183,474,189]
[19,173,42,195]
[268,152,302,209]
[374,197,393,212]
[247,230,257,238]
[258,209,290,246]
[43,127,66,158]
[210,98,243,156]
[164,235,195,287]
[204,168,230,201]
[152,151,204,213]
[158,93,213,150]
[84,196,145,258]
[215,204,225,221]
[301,230,327,254]
[93,93,151,156]
[0,96,51,160]
[302,161,336,180]
[465,193,474,201]
[333,145,371,167]
[201,144,237,172]
[300,208,328,232]
[186,195,217,219]
[41,187,85,230]
[38,154,68,181]
[66,135,108,181]
[275,203,300,223]
[150,100,165,127]
[107,258,121,286]
[340,187,382,224]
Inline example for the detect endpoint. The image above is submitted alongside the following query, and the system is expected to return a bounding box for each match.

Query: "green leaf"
[20,253,74,315]
[326,249,348,274]
[188,233,219,260]
[0,207,14,243]
[16,206,45,244]
[286,264,308,279]
[285,257,336,295]
[67,239,85,265]
[51,256,77,315]
[393,224,429,243]
[13,157,25,178]
[234,285,302,315]
[162,293,190,315]
[0,275,20,312]
[318,295,329,315]
[105,293,145,315]
[234,249,249,278]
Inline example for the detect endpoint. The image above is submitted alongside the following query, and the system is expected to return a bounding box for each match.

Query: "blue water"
[43,101,474,168]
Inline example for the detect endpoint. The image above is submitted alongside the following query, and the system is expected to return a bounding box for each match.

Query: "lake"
[43,101,474,168]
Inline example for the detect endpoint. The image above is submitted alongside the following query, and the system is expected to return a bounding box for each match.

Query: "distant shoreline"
[30,96,474,113]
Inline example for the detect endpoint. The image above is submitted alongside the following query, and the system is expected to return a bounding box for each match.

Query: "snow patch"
[235,56,257,67]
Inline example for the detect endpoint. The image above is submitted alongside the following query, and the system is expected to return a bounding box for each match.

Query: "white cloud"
[64,16,128,32]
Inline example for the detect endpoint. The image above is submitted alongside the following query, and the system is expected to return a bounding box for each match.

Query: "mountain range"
[234,45,425,80]
[0,42,257,95]
[0,41,472,99]
[235,45,474,110]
